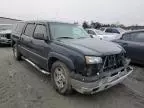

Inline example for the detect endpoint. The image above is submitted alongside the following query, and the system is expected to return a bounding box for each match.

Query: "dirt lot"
[0,47,144,108]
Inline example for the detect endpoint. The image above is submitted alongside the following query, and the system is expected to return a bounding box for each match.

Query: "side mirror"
[33,33,45,40]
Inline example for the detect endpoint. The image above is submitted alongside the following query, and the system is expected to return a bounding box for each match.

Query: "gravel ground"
[0,47,144,108]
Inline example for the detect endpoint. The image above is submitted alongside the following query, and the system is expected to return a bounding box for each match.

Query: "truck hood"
[58,38,123,56]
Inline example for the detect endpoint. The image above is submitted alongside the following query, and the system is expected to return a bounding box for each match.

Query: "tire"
[13,44,21,60]
[51,61,73,95]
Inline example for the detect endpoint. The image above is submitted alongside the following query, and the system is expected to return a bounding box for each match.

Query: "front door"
[30,24,49,70]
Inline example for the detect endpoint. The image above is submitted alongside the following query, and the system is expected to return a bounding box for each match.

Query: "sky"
[0,0,144,25]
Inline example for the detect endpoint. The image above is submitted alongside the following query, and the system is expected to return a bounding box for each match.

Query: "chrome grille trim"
[101,53,125,72]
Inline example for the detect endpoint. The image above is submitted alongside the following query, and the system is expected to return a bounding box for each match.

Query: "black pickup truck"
[11,21,133,95]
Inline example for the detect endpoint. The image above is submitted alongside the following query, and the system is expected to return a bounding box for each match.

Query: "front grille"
[101,53,125,72]
[86,53,125,76]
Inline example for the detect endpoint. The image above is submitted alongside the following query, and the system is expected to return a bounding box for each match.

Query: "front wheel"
[13,44,21,60]
[51,61,73,95]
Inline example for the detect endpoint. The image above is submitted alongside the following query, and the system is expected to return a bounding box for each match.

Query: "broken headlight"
[86,64,102,76]
[85,56,102,64]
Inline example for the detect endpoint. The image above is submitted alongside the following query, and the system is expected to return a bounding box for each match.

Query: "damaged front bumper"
[71,66,133,94]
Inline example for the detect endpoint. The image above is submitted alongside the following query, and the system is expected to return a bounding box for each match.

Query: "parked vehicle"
[0,30,12,45]
[85,28,102,38]
[113,30,144,65]
[86,28,121,41]
[11,21,133,95]
[100,27,126,35]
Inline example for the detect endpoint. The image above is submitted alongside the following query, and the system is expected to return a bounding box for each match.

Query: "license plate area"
[98,69,126,86]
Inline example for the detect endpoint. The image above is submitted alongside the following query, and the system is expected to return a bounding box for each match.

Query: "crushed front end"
[71,53,133,94]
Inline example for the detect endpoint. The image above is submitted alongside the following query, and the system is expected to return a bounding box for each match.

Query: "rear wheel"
[51,61,73,95]
[13,44,21,60]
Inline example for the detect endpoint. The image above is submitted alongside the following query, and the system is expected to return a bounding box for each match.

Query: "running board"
[22,56,50,75]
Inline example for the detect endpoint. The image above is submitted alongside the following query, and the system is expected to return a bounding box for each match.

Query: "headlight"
[85,56,102,64]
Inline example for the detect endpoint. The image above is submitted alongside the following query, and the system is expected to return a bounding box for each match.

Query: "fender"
[48,52,75,71]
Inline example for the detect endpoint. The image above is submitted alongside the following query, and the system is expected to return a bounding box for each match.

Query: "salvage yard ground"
[0,46,144,108]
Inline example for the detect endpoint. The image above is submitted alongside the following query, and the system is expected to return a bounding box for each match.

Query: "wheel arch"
[48,52,75,72]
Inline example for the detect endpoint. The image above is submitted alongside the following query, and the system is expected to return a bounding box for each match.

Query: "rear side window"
[105,28,112,33]
[122,32,138,41]
[15,22,25,34]
[24,23,35,37]
[122,33,133,41]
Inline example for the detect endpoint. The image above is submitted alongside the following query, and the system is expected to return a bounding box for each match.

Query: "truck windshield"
[50,23,90,39]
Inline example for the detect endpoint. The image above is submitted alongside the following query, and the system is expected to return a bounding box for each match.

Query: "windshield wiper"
[56,37,74,39]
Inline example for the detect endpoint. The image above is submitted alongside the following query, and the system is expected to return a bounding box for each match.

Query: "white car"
[85,28,121,41]
[100,27,126,35]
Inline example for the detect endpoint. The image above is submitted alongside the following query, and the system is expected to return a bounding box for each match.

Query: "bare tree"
[82,21,89,29]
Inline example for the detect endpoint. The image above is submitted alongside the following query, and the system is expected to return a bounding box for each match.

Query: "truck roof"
[22,20,76,25]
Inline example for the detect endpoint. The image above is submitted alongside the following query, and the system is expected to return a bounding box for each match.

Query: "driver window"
[133,32,144,42]
[122,33,134,41]
[34,25,47,38]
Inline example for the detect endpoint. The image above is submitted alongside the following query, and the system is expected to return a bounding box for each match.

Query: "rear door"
[20,23,36,58]
[11,22,25,45]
